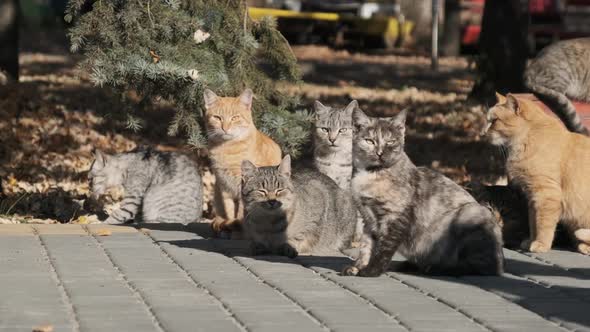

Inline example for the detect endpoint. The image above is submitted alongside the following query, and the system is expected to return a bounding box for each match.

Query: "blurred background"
[0,0,589,223]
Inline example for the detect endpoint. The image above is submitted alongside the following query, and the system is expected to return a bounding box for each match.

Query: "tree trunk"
[441,0,461,56]
[0,0,19,82]
[470,0,528,103]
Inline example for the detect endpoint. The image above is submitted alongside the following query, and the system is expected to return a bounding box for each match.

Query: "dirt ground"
[0,28,506,224]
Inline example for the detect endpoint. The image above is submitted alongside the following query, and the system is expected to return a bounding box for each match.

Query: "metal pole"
[431,0,439,71]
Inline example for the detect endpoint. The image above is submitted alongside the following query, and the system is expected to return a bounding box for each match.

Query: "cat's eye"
[339,128,348,133]
[386,140,396,145]
[257,189,268,196]
[276,189,286,196]
[321,128,329,132]
[211,115,222,121]
[231,115,240,121]
[364,139,375,145]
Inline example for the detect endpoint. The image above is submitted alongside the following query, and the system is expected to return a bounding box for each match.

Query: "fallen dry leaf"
[139,228,150,235]
[32,325,53,332]
[95,228,112,236]
[74,215,89,224]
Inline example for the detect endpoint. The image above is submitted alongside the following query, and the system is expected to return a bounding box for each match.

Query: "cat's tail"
[526,82,590,136]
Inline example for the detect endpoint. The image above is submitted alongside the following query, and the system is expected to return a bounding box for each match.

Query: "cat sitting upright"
[485,93,590,255]
[342,108,504,277]
[203,89,282,235]
[241,155,356,258]
[88,147,202,224]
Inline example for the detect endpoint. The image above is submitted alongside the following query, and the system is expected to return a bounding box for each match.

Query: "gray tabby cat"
[241,155,356,258]
[313,100,356,189]
[524,38,590,135]
[89,147,202,224]
[313,100,364,244]
[342,109,504,277]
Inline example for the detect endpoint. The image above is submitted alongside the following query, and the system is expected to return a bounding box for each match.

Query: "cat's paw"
[528,240,551,253]
[211,217,238,235]
[276,243,298,258]
[251,242,270,256]
[577,243,590,255]
[358,268,384,278]
[341,265,359,276]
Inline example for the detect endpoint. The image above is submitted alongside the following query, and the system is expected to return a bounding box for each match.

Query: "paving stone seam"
[228,255,332,332]
[83,226,166,332]
[296,259,411,332]
[462,276,572,332]
[143,232,249,332]
[33,228,81,332]
[386,272,495,332]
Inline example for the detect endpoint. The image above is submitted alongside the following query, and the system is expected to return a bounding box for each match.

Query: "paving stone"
[2,224,590,331]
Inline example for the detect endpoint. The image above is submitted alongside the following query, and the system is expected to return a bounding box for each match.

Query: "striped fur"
[203,89,282,234]
[313,100,355,189]
[342,108,504,277]
[241,155,356,257]
[524,38,590,135]
[89,147,202,224]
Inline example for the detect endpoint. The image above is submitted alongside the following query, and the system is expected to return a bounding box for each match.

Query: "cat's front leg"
[521,190,561,253]
[105,195,141,224]
[357,238,397,277]
[250,242,271,256]
[342,232,373,276]
[274,242,298,258]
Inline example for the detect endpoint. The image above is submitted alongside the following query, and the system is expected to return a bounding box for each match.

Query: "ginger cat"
[203,88,282,234]
[485,92,590,254]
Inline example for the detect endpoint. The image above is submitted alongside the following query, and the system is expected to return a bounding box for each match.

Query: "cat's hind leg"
[450,204,504,276]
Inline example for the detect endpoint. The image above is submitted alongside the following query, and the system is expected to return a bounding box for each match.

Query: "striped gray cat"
[313,100,356,189]
[89,147,202,224]
[313,99,364,244]
[241,155,356,258]
[342,109,504,277]
[524,38,590,135]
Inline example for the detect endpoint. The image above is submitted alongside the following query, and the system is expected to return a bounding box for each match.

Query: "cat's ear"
[239,89,253,110]
[203,89,219,110]
[241,160,257,181]
[278,155,291,178]
[391,109,408,126]
[314,100,330,118]
[352,107,371,128]
[93,149,109,168]
[343,100,359,116]
[506,94,522,116]
[495,92,506,105]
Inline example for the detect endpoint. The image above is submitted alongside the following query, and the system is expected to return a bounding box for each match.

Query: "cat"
[313,100,356,189]
[313,99,364,245]
[240,155,357,258]
[88,147,202,224]
[203,88,282,234]
[524,37,590,136]
[342,108,504,277]
[485,92,590,254]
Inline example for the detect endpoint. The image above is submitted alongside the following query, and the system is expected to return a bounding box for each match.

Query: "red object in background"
[515,94,590,132]
[529,0,557,14]
[462,25,481,45]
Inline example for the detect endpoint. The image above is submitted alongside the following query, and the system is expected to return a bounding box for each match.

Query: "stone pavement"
[0,223,589,332]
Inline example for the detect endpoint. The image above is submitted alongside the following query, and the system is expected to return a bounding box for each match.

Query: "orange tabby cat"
[485,92,590,254]
[203,89,282,234]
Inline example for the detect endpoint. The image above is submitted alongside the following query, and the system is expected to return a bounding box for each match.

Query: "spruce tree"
[65,0,311,157]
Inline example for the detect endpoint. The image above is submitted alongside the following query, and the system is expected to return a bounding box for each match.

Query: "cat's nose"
[266,200,281,209]
[376,150,383,157]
